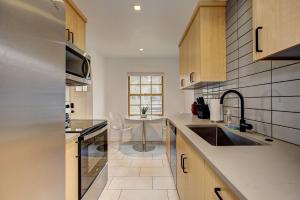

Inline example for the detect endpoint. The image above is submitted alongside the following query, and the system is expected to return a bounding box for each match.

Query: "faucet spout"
[220,90,252,132]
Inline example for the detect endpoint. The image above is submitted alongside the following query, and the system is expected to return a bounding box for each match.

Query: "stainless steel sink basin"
[187,125,262,146]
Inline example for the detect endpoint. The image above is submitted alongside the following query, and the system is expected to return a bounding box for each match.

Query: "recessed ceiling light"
[139,48,144,52]
[134,5,141,11]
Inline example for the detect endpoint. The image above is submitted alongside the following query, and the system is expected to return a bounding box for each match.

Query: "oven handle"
[82,126,107,141]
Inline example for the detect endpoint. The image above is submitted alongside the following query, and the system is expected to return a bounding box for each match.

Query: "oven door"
[79,125,108,199]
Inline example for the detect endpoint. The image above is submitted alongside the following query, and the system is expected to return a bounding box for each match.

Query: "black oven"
[78,122,108,200]
[66,43,91,86]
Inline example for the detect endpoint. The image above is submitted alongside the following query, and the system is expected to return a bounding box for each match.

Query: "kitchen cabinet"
[253,0,300,60]
[65,138,78,200]
[179,1,227,89]
[65,0,87,50]
[176,130,238,200]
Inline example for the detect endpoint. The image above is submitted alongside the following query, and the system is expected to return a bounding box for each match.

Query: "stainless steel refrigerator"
[0,0,65,199]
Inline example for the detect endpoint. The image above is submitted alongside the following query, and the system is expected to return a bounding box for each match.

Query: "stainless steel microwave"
[66,43,91,86]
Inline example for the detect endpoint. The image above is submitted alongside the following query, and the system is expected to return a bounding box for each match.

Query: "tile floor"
[98,142,179,200]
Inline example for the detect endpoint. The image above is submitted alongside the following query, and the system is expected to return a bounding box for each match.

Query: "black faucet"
[220,90,253,132]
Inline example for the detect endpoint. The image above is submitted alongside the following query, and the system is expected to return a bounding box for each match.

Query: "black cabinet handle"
[190,72,195,83]
[180,79,184,87]
[214,188,223,200]
[70,31,74,44]
[66,29,70,42]
[255,27,263,52]
[180,154,184,170]
[182,157,188,173]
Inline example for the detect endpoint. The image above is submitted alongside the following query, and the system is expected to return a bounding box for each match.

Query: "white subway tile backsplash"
[272,125,300,145]
[248,120,272,136]
[272,97,300,112]
[244,97,271,110]
[272,61,300,69]
[272,80,300,96]
[239,61,271,77]
[245,109,271,123]
[227,50,239,63]
[273,111,300,130]
[238,30,252,47]
[227,32,238,46]
[227,59,238,72]
[238,19,252,37]
[227,69,239,80]
[239,71,271,87]
[240,84,271,97]
[272,62,300,82]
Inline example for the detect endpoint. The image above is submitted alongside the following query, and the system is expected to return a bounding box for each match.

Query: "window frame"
[128,75,164,116]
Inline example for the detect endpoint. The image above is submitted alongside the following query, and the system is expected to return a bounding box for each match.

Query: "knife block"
[196,104,210,119]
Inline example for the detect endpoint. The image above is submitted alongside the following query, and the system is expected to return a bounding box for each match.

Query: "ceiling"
[74,0,198,58]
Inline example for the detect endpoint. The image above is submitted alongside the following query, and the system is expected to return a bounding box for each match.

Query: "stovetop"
[65,119,107,133]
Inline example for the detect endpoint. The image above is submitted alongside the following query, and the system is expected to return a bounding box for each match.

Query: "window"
[128,74,164,116]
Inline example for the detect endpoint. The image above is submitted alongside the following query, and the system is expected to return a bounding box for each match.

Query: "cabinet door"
[65,2,75,42]
[188,12,201,85]
[66,139,78,200]
[204,162,239,200]
[179,44,185,88]
[253,0,300,60]
[166,124,170,162]
[176,132,187,200]
[73,14,86,50]
[185,141,205,200]
[215,174,239,200]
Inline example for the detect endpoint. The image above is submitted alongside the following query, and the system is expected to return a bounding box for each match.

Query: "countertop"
[167,113,300,200]
[65,119,107,143]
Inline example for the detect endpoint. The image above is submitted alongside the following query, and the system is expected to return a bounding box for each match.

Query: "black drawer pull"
[66,29,70,42]
[214,187,223,200]
[255,26,263,52]
[70,31,74,44]
[182,157,188,173]
[180,154,185,170]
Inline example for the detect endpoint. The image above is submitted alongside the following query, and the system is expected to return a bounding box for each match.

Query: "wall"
[194,0,300,145]
[104,57,186,117]
[104,57,187,141]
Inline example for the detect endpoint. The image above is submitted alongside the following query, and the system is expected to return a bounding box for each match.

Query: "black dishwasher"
[169,121,177,184]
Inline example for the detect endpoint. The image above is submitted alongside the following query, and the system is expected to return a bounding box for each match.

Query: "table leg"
[132,119,156,152]
[142,120,146,151]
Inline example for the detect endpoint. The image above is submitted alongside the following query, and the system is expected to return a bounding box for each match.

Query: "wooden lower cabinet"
[176,130,239,200]
[66,138,78,200]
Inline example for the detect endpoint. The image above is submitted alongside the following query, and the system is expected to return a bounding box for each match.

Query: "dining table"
[125,115,164,152]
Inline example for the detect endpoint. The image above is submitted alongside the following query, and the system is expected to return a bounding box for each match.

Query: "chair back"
[108,112,125,130]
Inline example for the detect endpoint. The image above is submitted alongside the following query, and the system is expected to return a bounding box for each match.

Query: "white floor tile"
[109,177,152,190]
[167,190,180,200]
[98,190,121,200]
[108,166,140,177]
[124,153,153,160]
[131,159,163,168]
[140,167,172,177]
[119,190,168,200]
[108,159,132,167]
[153,152,167,160]
[153,177,176,189]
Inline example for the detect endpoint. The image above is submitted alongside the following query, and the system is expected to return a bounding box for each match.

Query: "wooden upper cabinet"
[179,1,227,89]
[253,0,300,60]
[64,0,87,50]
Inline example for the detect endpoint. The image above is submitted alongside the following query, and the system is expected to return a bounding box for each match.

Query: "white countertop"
[65,133,80,143]
[168,113,300,200]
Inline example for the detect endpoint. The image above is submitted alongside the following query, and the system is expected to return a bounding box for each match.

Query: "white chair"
[108,112,133,142]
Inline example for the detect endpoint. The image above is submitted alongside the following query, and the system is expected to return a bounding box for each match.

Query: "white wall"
[90,51,106,119]
[104,57,186,117]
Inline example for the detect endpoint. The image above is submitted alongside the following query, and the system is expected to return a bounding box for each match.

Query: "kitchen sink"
[187,125,262,146]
